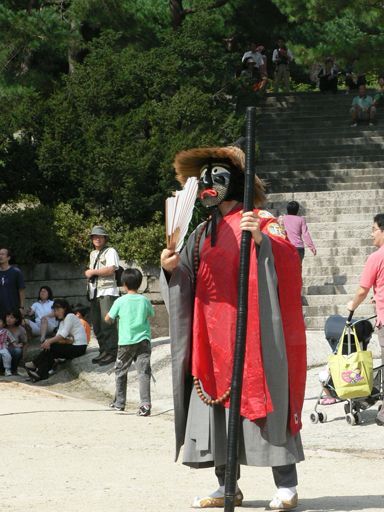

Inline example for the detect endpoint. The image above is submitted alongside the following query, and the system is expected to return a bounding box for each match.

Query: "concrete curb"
[65,331,382,406]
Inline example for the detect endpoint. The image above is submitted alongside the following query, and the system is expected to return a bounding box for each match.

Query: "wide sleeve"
[160,225,204,461]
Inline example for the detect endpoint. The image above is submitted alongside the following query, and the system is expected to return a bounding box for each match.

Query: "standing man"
[272,37,293,93]
[347,213,384,425]
[160,145,306,509]
[0,247,25,317]
[85,226,119,366]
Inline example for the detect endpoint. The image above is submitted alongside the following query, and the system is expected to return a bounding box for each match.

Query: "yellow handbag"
[328,326,373,400]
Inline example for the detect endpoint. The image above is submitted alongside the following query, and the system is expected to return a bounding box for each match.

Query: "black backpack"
[115,265,124,287]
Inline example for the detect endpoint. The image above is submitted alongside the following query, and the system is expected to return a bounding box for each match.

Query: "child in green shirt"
[105,268,154,415]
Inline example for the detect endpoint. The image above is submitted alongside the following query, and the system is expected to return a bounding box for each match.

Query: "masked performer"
[160,145,306,510]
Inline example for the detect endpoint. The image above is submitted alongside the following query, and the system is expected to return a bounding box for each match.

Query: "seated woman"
[24,286,58,342]
[25,299,87,382]
[5,309,28,374]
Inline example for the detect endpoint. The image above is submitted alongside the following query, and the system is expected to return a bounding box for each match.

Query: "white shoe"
[369,122,374,126]
[269,492,298,510]
[350,123,357,127]
[4,369,12,377]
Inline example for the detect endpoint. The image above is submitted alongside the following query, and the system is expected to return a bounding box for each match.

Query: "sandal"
[192,489,243,508]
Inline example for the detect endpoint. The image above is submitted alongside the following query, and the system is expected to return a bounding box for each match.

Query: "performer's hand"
[84,269,94,279]
[240,211,262,245]
[161,248,180,273]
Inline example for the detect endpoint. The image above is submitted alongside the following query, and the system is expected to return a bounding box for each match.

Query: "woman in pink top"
[279,201,317,262]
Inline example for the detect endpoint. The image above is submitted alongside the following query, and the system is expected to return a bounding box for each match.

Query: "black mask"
[198,162,244,208]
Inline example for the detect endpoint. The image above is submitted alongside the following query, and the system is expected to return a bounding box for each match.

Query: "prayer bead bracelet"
[193,376,231,406]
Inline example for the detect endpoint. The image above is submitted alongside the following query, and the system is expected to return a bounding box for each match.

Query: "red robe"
[192,205,306,434]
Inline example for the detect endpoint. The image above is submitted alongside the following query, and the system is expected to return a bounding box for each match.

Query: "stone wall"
[20,263,169,339]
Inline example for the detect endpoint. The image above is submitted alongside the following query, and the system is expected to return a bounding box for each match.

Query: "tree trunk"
[169,0,229,29]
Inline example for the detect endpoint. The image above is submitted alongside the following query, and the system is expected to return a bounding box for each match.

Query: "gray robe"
[160,218,304,468]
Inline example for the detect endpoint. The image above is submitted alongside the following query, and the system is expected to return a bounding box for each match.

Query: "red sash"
[192,206,306,431]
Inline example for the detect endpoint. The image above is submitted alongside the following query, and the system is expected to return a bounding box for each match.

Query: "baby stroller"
[310,313,384,426]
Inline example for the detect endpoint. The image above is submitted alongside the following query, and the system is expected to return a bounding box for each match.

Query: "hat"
[173,146,266,207]
[90,225,109,237]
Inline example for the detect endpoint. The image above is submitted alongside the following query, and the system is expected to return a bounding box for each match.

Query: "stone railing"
[20,263,169,338]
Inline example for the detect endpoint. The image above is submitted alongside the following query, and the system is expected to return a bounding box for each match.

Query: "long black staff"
[224,106,256,512]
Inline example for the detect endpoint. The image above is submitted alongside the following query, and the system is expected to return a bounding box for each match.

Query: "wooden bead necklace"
[193,377,231,406]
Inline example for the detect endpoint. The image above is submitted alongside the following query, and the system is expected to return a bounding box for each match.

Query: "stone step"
[302,274,361,286]
[265,182,379,193]
[307,238,372,249]
[270,206,379,220]
[261,171,381,182]
[261,147,384,158]
[267,201,381,214]
[303,303,375,317]
[267,189,384,202]
[259,153,384,164]
[262,92,376,103]
[306,228,371,240]
[302,255,368,266]
[259,136,384,148]
[303,283,359,295]
[302,294,370,307]
[301,264,364,276]
[258,127,384,138]
[314,245,374,257]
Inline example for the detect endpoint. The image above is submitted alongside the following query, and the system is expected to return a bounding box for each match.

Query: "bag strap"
[90,247,108,296]
[338,325,362,355]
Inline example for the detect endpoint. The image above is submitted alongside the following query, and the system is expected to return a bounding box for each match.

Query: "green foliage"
[0,0,296,266]
[272,0,384,72]
[115,211,165,267]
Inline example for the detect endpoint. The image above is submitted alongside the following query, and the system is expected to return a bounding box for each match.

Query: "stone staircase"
[256,92,384,329]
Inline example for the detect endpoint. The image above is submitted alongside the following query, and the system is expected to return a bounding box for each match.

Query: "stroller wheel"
[318,411,327,423]
[310,412,319,424]
[346,412,360,425]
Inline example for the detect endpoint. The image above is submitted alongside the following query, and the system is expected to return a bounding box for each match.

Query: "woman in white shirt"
[25,286,58,341]
[25,299,87,381]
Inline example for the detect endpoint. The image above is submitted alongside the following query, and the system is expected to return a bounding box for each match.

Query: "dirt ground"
[1,361,384,512]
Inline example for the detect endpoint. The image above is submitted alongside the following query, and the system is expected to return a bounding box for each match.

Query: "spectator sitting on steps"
[350,84,376,127]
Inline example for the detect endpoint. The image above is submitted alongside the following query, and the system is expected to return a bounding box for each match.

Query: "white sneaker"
[369,122,374,126]
[4,369,12,377]
[350,123,357,127]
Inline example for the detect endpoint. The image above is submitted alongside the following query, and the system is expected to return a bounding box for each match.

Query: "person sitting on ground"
[24,286,58,342]
[5,309,27,374]
[105,268,154,416]
[25,299,87,382]
[373,76,384,108]
[344,59,366,94]
[278,201,316,262]
[350,84,376,127]
[72,303,91,344]
[318,57,338,94]
[0,316,14,376]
